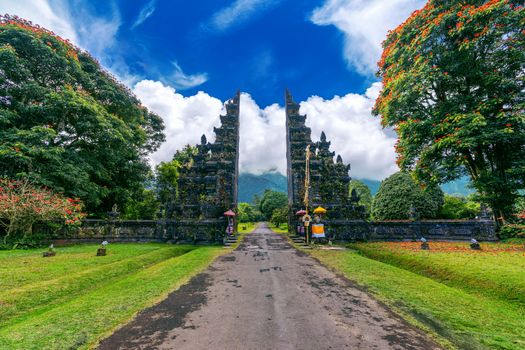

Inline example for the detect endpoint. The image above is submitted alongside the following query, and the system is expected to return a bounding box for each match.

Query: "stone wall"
[316,219,497,242]
[37,218,228,245]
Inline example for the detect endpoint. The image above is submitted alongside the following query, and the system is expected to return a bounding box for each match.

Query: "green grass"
[268,222,288,233]
[0,243,227,349]
[348,242,525,306]
[0,244,166,290]
[237,222,258,233]
[308,244,525,350]
[500,238,525,245]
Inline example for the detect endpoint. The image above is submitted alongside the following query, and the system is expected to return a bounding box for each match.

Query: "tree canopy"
[155,145,197,208]
[270,207,288,228]
[237,202,264,223]
[259,190,288,220]
[0,15,165,215]
[349,179,373,217]
[373,1,525,223]
[439,195,480,219]
[372,172,444,220]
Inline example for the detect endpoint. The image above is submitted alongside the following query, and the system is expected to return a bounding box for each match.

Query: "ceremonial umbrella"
[313,206,327,214]
[223,210,236,216]
[295,209,307,216]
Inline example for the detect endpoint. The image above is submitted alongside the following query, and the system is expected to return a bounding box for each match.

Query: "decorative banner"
[311,223,325,238]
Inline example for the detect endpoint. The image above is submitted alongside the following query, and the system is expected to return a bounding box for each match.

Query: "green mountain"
[440,177,475,196]
[238,173,474,202]
[238,172,287,203]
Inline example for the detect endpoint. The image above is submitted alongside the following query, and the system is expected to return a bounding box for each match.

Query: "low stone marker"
[470,238,481,250]
[97,240,108,256]
[43,244,56,257]
[420,237,430,250]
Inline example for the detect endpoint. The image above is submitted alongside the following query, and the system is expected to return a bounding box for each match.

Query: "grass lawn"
[0,243,227,349]
[309,242,525,350]
[237,222,258,233]
[268,222,288,233]
[349,241,525,306]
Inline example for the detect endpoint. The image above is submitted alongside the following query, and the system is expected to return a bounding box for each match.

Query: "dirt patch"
[220,256,236,262]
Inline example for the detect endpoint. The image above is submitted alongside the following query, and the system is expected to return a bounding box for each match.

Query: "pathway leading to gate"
[98,223,441,350]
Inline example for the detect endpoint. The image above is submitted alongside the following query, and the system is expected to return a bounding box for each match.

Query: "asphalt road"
[98,223,441,350]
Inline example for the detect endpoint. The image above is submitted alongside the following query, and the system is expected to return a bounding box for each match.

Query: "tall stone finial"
[336,155,343,164]
[201,134,207,145]
[320,131,327,142]
[285,88,294,104]
[233,89,240,104]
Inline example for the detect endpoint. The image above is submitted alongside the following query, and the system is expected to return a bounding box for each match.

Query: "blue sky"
[1,0,426,179]
[79,0,370,105]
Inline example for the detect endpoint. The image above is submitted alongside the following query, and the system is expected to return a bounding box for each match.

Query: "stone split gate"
[169,90,365,243]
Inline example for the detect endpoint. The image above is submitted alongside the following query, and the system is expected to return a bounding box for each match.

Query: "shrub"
[0,178,85,247]
[372,172,444,220]
[498,224,525,240]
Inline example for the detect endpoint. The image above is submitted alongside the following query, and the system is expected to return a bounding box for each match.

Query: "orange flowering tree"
[0,178,85,245]
[373,0,525,224]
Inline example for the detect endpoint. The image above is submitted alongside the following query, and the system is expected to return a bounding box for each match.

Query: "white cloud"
[131,0,156,29]
[300,82,398,180]
[170,62,208,90]
[311,0,425,75]
[238,93,286,174]
[206,0,282,32]
[133,80,223,165]
[135,79,396,180]
[0,0,79,43]
[0,0,120,56]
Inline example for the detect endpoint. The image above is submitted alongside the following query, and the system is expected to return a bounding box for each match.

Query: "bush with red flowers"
[0,177,85,247]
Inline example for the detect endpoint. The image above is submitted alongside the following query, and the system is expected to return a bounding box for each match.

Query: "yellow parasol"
[313,206,327,214]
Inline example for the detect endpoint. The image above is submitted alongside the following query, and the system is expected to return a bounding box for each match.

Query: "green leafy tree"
[237,202,252,223]
[270,207,288,228]
[372,172,444,220]
[0,16,165,215]
[259,190,288,220]
[374,1,525,224]
[155,161,180,205]
[237,202,264,223]
[155,145,197,206]
[121,189,159,220]
[349,180,373,216]
[439,195,480,219]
